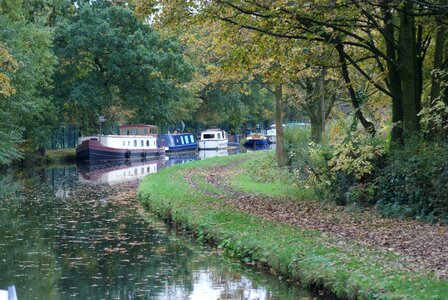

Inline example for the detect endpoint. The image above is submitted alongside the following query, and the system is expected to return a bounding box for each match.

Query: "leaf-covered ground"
[184,164,448,280]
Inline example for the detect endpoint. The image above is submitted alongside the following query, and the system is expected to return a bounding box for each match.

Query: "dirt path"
[185,165,448,279]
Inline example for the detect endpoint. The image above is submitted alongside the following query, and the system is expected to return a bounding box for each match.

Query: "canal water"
[0,154,318,299]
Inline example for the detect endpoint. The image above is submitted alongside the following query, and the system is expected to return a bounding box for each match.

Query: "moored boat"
[198,129,228,150]
[76,124,164,162]
[266,124,277,144]
[158,133,198,153]
[243,134,270,148]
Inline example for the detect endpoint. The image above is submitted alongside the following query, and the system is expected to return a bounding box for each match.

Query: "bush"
[284,120,448,222]
[375,140,448,222]
[327,131,386,206]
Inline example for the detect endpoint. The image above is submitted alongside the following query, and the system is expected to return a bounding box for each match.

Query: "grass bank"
[138,151,448,299]
[18,148,76,166]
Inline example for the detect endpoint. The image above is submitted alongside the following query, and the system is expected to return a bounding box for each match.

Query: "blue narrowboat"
[243,134,270,148]
[158,133,198,153]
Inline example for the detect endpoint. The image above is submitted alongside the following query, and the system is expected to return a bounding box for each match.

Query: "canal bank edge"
[137,152,448,299]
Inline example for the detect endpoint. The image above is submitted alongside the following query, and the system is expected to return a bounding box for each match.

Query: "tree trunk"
[430,22,445,103]
[274,84,286,167]
[310,117,324,144]
[335,41,376,135]
[309,69,326,143]
[382,3,403,144]
[398,2,420,135]
[416,25,424,116]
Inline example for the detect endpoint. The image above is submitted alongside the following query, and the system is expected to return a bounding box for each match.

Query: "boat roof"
[119,124,158,128]
[203,128,223,132]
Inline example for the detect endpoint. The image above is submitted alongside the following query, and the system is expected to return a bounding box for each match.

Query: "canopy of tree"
[54,1,194,135]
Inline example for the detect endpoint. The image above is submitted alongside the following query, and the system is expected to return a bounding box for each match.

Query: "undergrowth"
[138,153,448,299]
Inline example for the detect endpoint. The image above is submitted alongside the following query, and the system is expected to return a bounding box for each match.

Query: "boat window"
[128,141,130,146]
[175,137,180,145]
[141,140,144,147]
[153,141,156,146]
[217,133,221,139]
[147,167,150,172]
[190,135,195,143]
[181,136,185,144]
[143,128,148,134]
[134,140,137,147]
[146,140,149,146]
[203,133,214,139]
[123,141,125,146]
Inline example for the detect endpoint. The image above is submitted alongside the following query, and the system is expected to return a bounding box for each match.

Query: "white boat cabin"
[78,124,159,150]
[198,129,228,150]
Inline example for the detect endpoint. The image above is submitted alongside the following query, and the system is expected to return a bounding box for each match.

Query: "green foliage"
[0,110,23,164]
[285,122,386,207]
[375,140,448,222]
[0,2,57,164]
[54,0,194,134]
[282,126,332,192]
[419,99,448,137]
[330,131,385,182]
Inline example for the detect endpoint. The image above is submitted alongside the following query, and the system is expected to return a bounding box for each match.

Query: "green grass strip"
[138,153,448,299]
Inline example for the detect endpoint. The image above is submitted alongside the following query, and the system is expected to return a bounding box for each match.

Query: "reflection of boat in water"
[163,155,199,167]
[198,129,228,150]
[78,159,165,184]
[198,149,228,159]
[158,133,198,153]
[76,124,164,162]
[243,134,270,148]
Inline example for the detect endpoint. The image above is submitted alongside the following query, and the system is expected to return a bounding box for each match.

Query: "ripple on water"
[0,162,318,300]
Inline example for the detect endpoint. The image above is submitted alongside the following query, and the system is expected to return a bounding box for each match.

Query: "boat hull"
[198,139,228,150]
[76,139,164,162]
[243,139,269,148]
[166,144,198,153]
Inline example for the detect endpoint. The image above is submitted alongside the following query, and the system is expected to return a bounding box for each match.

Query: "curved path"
[184,165,448,279]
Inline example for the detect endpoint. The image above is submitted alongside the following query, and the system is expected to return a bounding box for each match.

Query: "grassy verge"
[138,152,448,299]
[16,148,76,166]
[44,148,76,164]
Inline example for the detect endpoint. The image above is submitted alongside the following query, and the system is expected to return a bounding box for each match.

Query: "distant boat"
[198,129,228,150]
[158,133,198,153]
[76,124,164,162]
[266,124,277,143]
[243,134,270,148]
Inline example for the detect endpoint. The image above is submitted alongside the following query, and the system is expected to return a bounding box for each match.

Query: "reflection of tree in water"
[0,173,62,299]
[0,166,313,300]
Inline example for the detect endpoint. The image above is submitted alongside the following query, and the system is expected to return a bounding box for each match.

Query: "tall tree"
[54,0,194,134]
[0,0,57,163]
[143,0,448,144]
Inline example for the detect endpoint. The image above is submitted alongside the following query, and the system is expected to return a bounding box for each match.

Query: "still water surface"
[0,154,317,299]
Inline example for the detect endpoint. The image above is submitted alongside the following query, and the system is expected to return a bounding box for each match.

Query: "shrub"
[323,131,385,206]
[375,140,448,222]
[283,125,332,185]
